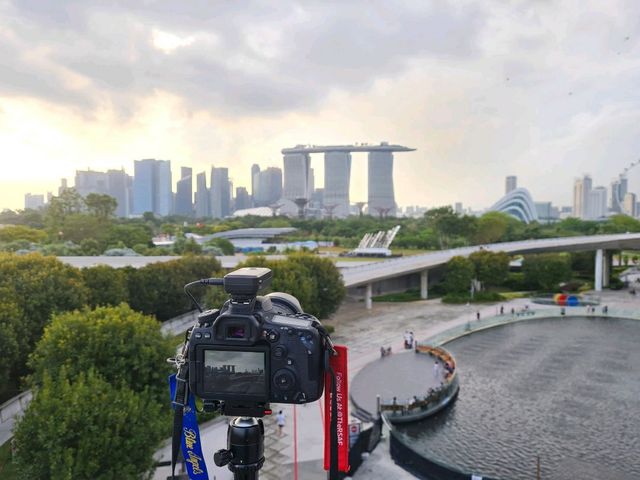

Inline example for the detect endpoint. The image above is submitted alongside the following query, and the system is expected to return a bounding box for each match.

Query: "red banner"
[323,345,349,473]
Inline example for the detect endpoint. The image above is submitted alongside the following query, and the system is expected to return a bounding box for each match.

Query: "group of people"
[403,330,415,349]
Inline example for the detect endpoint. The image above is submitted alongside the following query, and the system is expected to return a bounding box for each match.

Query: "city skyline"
[1,2,639,211]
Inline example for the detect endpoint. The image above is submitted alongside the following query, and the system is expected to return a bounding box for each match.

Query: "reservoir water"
[396,317,640,479]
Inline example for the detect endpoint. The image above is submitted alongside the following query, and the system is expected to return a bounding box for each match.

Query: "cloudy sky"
[1,0,639,211]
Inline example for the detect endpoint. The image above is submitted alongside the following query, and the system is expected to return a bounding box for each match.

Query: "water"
[397,317,640,480]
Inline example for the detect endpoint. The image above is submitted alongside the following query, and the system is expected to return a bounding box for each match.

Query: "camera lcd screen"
[203,350,266,396]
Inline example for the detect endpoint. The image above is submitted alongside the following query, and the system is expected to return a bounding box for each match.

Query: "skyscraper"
[368,150,396,216]
[324,152,351,217]
[573,175,592,219]
[175,167,193,216]
[210,167,230,218]
[251,164,260,205]
[194,172,209,218]
[624,192,637,217]
[283,151,311,200]
[587,187,607,219]
[611,176,628,213]
[132,159,172,216]
[24,193,45,210]
[234,187,251,211]
[505,176,517,194]
[75,170,109,197]
[107,169,131,217]
[254,167,283,206]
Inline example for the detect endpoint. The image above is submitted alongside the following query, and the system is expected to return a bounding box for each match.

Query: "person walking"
[476,311,480,321]
[276,410,285,437]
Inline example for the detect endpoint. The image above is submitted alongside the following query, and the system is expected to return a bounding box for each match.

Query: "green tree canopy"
[473,212,512,244]
[205,237,235,255]
[522,253,573,291]
[0,225,47,243]
[13,369,166,480]
[469,250,510,287]
[84,193,118,219]
[443,256,475,293]
[27,304,174,403]
[81,265,129,308]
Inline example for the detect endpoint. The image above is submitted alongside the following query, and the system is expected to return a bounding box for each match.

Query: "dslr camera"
[187,267,329,417]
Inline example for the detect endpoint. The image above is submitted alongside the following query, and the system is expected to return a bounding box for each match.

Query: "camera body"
[187,268,326,415]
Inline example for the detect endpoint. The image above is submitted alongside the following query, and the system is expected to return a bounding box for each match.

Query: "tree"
[522,253,573,291]
[205,237,235,255]
[127,256,222,320]
[443,256,475,293]
[27,304,174,403]
[0,292,22,400]
[473,212,512,244]
[237,255,347,319]
[287,253,346,319]
[424,206,475,248]
[469,250,510,287]
[84,193,117,219]
[600,214,640,234]
[0,225,47,243]
[13,369,166,479]
[46,188,84,230]
[81,265,129,308]
[0,253,87,388]
[106,224,153,249]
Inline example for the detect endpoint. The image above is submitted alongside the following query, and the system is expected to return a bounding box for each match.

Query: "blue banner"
[169,374,210,480]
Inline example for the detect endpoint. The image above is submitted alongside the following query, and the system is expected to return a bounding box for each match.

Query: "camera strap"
[323,345,350,477]
[169,373,210,480]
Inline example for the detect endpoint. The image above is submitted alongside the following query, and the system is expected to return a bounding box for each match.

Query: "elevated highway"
[342,233,640,308]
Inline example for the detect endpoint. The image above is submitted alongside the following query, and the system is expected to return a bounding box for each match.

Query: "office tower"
[505,176,517,194]
[587,187,607,219]
[251,164,260,205]
[323,152,351,218]
[210,167,230,218]
[623,192,637,217]
[283,151,311,200]
[194,172,209,218]
[24,193,45,210]
[132,159,172,216]
[58,179,68,195]
[573,175,592,219]
[610,176,628,213]
[235,187,251,211]
[368,150,396,216]
[107,169,131,217]
[454,202,463,214]
[254,167,283,206]
[75,170,109,197]
[175,167,193,217]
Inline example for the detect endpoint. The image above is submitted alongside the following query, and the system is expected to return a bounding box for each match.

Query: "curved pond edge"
[386,307,640,480]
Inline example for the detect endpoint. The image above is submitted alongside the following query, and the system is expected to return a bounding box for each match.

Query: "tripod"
[214,417,265,480]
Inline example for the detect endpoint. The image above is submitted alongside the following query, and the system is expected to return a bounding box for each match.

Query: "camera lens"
[226,326,246,339]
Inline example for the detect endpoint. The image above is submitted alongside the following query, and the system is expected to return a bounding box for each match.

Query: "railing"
[379,345,458,421]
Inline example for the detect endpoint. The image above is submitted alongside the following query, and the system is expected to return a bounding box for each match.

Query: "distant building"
[24,193,45,210]
[489,188,538,223]
[58,178,68,195]
[251,164,260,205]
[75,170,109,197]
[106,169,131,217]
[194,172,209,218]
[210,167,230,218]
[505,176,517,194]
[623,192,637,217]
[175,167,193,216]
[283,151,311,200]
[132,159,172,216]
[254,167,283,206]
[234,187,251,211]
[573,175,592,219]
[454,202,463,214]
[587,187,607,220]
[611,176,628,213]
[324,152,352,218]
[368,150,396,216]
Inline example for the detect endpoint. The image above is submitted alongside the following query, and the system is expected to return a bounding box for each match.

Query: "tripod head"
[214,417,265,480]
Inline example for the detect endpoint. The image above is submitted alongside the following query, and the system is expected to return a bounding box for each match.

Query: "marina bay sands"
[281,143,416,218]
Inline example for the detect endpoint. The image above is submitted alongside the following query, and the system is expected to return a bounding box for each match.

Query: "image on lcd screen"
[203,350,266,395]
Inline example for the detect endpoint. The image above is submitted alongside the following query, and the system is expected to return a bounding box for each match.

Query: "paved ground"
[153,289,640,480]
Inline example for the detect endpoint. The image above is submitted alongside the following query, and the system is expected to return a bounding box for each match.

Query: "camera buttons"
[274,369,295,390]
[266,330,279,342]
[273,345,287,358]
[194,332,202,339]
